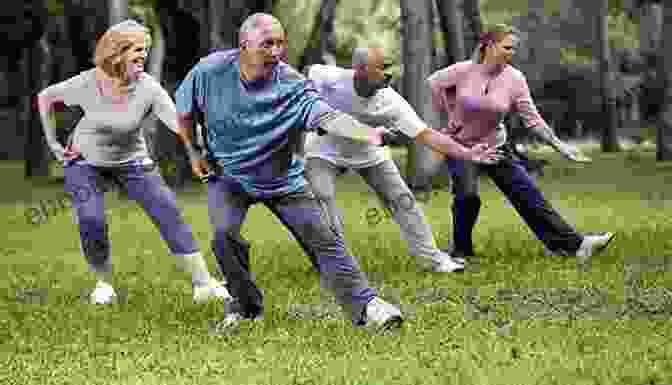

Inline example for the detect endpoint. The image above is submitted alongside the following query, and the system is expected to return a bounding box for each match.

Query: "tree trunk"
[462,0,482,57]
[109,0,129,25]
[401,0,441,192]
[24,36,52,178]
[595,0,621,152]
[298,0,341,70]
[65,0,109,72]
[639,1,663,58]
[23,0,51,178]
[144,9,166,180]
[656,1,672,161]
[436,0,465,65]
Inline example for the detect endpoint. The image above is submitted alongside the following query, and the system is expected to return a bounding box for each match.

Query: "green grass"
[2,146,672,385]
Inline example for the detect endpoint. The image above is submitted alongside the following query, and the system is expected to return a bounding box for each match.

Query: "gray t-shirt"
[39,69,179,166]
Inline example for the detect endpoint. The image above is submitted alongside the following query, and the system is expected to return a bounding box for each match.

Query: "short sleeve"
[376,88,428,138]
[307,64,346,92]
[39,70,90,107]
[174,65,203,118]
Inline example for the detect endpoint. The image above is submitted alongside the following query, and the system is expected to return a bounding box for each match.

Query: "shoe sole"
[420,265,465,273]
[194,296,234,305]
[90,295,117,304]
[594,232,616,255]
[379,315,403,331]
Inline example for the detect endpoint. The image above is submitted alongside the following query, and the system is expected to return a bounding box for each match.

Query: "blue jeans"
[207,174,376,324]
[63,161,200,273]
[446,155,583,256]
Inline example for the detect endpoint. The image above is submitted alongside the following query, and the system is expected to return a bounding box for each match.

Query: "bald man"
[303,47,500,273]
[175,14,416,331]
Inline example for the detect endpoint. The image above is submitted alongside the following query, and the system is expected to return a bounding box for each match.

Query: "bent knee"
[454,190,481,205]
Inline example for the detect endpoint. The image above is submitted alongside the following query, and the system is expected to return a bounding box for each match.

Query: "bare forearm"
[416,128,473,160]
[529,123,563,150]
[307,100,379,144]
[176,114,201,160]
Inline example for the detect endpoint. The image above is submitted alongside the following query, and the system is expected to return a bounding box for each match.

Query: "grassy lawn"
[1,144,672,385]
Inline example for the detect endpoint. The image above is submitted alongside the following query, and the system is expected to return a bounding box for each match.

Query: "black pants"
[445,147,583,256]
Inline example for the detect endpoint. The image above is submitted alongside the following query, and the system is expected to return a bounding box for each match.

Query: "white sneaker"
[90,282,117,304]
[193,279,233,304]
[420,252,465,273]
[575,232,615,262]
[363,297,403,331]
[451,256,466,265]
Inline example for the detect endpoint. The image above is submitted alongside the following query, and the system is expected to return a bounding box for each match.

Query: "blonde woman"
[37,20,230,304]
[427,24,615,264]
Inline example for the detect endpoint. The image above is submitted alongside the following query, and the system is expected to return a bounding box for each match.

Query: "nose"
[270,45,284,59]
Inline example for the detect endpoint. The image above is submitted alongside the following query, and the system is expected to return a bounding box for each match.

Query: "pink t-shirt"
[426,60,548,147]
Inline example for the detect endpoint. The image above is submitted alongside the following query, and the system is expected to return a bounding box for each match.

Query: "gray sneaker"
[363,297,403,331]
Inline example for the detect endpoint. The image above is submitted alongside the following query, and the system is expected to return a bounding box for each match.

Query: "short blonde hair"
[471,24,520,64]
[94,20,151,84]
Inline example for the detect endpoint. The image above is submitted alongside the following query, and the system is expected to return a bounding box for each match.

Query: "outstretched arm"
[512,75,591,162]
[372,88,500,163]
[415,128,499,163]
[311,107,385,145]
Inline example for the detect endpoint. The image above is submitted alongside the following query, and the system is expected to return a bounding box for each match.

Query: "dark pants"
[207,175,376,325]
[446,149,583,256]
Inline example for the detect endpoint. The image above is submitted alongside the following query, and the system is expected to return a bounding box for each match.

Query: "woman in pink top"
[426,24,614,263]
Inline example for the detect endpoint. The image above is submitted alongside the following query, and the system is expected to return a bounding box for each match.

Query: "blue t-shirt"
[175,49,330,198]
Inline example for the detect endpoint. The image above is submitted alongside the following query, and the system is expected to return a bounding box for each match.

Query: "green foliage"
[560,47,596,66]
[275,0,640,69]
[44,0,641,72]
[608,12,640,51]
[274,0,322,65]
[46,0,64,16]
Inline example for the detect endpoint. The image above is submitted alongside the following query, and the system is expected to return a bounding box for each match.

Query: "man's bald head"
[351,46,386,70]
[351,46,393,98]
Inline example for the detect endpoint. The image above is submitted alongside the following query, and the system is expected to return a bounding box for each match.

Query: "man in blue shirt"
[175,13,403,330]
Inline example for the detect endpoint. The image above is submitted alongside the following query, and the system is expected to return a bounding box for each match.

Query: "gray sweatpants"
[304,158,446,265]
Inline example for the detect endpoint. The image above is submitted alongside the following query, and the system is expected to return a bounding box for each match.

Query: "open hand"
[63,143,82,162]
[557,142,591,162]
[468,143,505,164]
[369,126,387,146]
[190,158,212,183]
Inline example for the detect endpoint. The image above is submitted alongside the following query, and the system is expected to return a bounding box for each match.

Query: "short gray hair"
[351,47,369,68]
[239,13,282,45]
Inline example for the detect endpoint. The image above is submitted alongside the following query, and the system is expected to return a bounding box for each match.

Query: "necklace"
[482,65,503,95]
